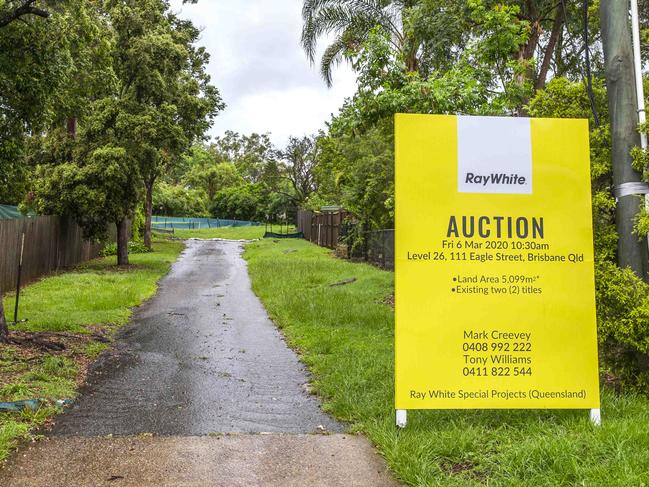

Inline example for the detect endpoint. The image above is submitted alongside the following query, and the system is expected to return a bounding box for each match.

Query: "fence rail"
[0,216,115,292]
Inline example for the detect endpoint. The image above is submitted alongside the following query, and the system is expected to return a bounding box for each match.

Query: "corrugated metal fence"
[0,216,114,292]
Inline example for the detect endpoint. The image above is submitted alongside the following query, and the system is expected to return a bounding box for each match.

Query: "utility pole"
[601,1,649,281]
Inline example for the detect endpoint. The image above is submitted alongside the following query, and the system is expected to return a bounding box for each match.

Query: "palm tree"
[301,0,420,86]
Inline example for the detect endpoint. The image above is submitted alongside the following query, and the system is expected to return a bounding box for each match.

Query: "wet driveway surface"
[53,239,341,436]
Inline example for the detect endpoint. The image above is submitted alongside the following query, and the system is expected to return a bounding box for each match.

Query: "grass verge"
[171,225,295,241]
[244,238,649,487]
[171,226,266,240]
[0,239,183,463]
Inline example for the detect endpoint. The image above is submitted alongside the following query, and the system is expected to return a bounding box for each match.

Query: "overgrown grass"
[244,238,649,486]
[171,225,295,240]
[0,239,183,463]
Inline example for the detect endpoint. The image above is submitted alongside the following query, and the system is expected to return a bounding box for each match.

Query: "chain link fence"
[152,216,262,230]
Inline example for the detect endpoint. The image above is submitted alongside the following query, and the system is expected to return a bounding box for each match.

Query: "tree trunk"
[513,0,542,115]
[601,1,649,281]
[405,51,418,73]
[0,295,8,343]
[116,218,129,266]
[535,7,564,91]
[144,179,154,250]
[67,117,77,139]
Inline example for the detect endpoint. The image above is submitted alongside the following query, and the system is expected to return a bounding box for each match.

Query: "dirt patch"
[0,330,108,389]
[382,294,394,307]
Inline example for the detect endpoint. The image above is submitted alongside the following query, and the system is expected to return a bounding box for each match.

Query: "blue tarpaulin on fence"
[151,216,262,230]
[0,205,24,220]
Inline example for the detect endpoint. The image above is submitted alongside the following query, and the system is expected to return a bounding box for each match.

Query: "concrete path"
[1,435,397,486]
[0,240,398,486]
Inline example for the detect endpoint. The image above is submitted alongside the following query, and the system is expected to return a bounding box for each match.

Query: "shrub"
[596,261,649,393]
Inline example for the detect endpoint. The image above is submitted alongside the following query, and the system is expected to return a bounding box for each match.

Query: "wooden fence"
[297,209,349,249]
[0,216,114,292]
[297,209,395,269]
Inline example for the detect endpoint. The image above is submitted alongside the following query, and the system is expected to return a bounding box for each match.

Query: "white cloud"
[169,0,357,147]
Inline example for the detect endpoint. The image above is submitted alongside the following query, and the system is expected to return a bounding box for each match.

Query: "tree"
[212,131,276,183]
[0,0,81,336]
[279,136,318,206]
[105,0,223,249]
[1,0,68,203]
[0,0,52,28]
[183,162,243,201]
[210,184,264,221]
[302,0,603,114]
[0,0,115,203]
[30,98,144,265]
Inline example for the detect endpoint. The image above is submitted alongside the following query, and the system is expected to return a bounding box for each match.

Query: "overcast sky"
[169,0,357,147]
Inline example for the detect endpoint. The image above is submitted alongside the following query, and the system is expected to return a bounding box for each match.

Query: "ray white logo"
[458,116,532,194]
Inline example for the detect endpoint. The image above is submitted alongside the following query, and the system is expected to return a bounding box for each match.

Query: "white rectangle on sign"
[457,115,532,194]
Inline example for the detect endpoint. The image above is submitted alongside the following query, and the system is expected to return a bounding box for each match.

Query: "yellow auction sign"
[395,114,600,418]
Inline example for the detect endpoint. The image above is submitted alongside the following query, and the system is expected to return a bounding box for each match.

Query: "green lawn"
[0,239,184,462]
[244,238,649,487]
[3,240,183,334]
[171,225,295,241]
[171,225,266,240]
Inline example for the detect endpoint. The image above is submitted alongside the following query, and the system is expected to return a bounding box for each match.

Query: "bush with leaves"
[530,77,649,393]
[152,181,208,217]
[209,184,264,222]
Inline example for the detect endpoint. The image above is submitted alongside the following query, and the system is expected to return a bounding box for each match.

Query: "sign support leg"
[589,408,601,426]
[396,409,407,428]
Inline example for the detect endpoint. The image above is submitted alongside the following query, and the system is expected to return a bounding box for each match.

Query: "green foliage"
[316,124,394,230]
[529,77,616,261]
[212,131,276,184]
[278,136,318,206]
[182,160,243,201]
[106,0,223,184]
[130,205,146,241]
[529,77,649,393]
[210,184,264,222]
[0,0,116,204]
[596,261,649,392]
[29,140,142,241]
[153,181,208,217]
